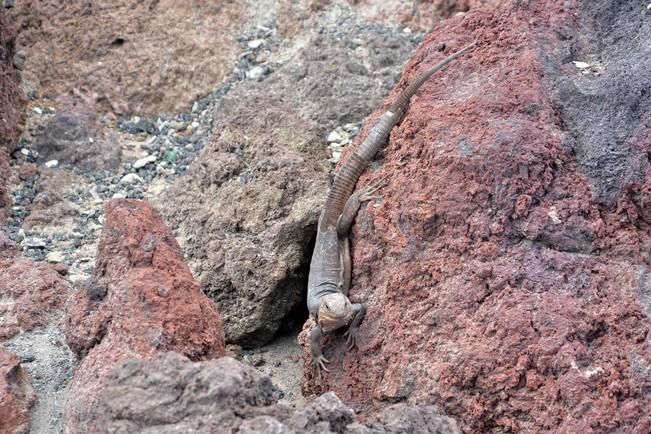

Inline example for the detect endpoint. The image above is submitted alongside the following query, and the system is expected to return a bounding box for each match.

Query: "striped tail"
[321,42,476,228]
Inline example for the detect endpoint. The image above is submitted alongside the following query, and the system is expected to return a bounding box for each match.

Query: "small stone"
[112,192,126,199]
[24,237,46,248]
[133,155,157,169]
[44,160,59,168]
[31,107,42,115]
[246,65,267,81]
[20,148,30,156]
[46,251,66,263]
[572,61,590,69]
[327,130,343,143]
[13,51,25,70]
[247,39,265,49]
[169,120,188,131]
[119,173,144,185]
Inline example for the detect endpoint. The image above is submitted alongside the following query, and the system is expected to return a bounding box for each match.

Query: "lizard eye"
[324,303,330,311]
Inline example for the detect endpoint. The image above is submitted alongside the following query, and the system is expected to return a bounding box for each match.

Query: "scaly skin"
[306,41,476,377]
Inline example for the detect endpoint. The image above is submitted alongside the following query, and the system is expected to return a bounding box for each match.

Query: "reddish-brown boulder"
[0,348,36,434]
[64,199,225,432]
[302,1,651,433]
[9,0,244,115]
[0,257,70,339]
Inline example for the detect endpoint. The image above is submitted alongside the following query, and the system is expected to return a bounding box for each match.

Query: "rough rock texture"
[0,256,70,339]
[33,104,122,170]
[161,1,423,347]
[302,1,651,433]
[0,6,25,222]
[64,199,225,432]
[9,0,244,115]
[351,0,507,33]
[88,351,459,433]
[0,348,35,434]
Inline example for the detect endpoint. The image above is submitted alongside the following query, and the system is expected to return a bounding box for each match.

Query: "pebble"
[246,65,267,81]
[20,148,30,156]
[46,251,66,263]
[45,160,59,168]
[247,39,265,49]
[119,173,144,185]
[23,237,46,248]
[112,192,127,199]
[133,155,158,169]
[327,130,342,143]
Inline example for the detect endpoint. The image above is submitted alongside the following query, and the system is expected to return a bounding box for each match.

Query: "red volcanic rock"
[0,348,36,434]
[64,199,225,432]
[0,257,70,339]
[302,1,651,433]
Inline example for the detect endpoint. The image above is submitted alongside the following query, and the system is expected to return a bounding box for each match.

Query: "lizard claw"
[344,327,359,351]
[312,355,330,380]
[359,173,390,201]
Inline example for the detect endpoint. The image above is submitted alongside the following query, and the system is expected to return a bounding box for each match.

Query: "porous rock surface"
[302,1,651,433]
[9,0,244,115]
[90,351,459,433]
[0,348,35,434]
[63,199,225,432]
[0,6,25,222]
[160,1,423,347]
[33,103,122,170]
[351,0,507,33]
[0,256,70,339]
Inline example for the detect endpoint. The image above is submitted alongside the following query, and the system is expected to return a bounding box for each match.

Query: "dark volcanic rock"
[0,6,24,153]
[161,3,422,347]
[0,6,26,222]
[0,348,35,434]
[87,351,458,433]
[34,105,121,170]
[301,1,651,433]
[64,199,225,432]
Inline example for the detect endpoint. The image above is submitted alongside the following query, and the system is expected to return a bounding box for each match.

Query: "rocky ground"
[1,0,650,433]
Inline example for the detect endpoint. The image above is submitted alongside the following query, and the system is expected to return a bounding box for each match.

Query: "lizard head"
[317,293,353,333]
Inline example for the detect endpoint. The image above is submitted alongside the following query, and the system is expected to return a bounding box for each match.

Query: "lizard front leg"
[309,325,329,379]
[344,303,366,351]
[336,175,387,239]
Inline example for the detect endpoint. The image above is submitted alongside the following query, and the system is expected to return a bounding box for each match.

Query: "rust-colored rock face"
[0,7,26,222]
[10,0,243,115]
[0,348,35,434]
[64,199,225,432]
[0,257,70,339]
[303,1,651,433]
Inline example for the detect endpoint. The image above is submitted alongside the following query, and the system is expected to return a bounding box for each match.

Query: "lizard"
[306,41,476,376]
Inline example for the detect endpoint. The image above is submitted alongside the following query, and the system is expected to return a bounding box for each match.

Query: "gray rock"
[34,107,122,171]
[79,353,459,433]
[159,4,419,347]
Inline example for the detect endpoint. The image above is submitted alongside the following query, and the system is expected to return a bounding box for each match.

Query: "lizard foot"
[344,327,360,351]
[359,173,390,202]
[312,355,330,381]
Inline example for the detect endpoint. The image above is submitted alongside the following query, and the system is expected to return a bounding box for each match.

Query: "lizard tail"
[321,41,475,228]
[388,41,476,115]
